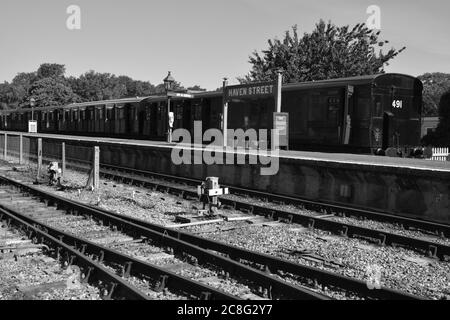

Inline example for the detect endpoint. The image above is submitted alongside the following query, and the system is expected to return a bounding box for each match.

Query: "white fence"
[428,147,450,161]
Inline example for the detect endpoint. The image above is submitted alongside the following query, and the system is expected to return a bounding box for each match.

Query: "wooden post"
[93,146,99,190]
[3,133,7,160]
[37,138,42,179]
[222,78,228,147]
[61,142,66,179]
[86,146,100,190]
[19,134,23,164]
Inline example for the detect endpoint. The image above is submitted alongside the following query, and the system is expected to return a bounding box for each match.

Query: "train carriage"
[0,73,423,156]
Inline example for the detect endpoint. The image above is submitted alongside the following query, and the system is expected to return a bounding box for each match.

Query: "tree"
[131,80,155,97]
[37,63,66,79]
[69,71,118,101]
[434,91,450,145]
[0,82,16,109]
[187,85,207,92]
[9,72,37,105]
[418,73,450,116]
[240,20,405,83]
[69,71,157,101]
[0,63,174,108]
[116,76,156,97]
[422,91,450,146]
[154,81,184,94]
[29,77,80,107]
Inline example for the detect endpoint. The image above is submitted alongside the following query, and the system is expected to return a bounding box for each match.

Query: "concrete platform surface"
[1,131,449,173]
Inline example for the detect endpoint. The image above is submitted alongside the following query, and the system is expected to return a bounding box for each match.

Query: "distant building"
[421,117,439,137]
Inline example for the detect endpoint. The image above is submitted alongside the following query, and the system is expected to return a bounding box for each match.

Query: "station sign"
[168,92,194,98]
[273,112,289,148]
[224,81,277,102]
[28,120,37,133]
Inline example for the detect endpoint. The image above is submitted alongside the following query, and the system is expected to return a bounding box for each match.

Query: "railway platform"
[1,131,449,223]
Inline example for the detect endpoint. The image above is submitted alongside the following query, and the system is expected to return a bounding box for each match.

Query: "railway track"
[0,174,422,300]
[90,164,450,262]
[0,223,102,300]
[12,150,450,241]
[0,176,332,300]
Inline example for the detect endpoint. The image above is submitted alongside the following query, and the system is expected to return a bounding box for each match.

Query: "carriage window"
[158,105,163,120]
[107,108,114,120]
[309,94,324,121]
[194,103,202,120]
[176,105,183,120]
[118,108,125,119]
[327,97,340,124]
[146,107,151,120]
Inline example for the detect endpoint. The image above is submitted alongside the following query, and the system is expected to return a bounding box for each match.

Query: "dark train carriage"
[370,74,422,152]
[54,97,149,138]
[139,93,223,142]
[0,73,422,156]
[280,74,422,154]
[226,95,274,147]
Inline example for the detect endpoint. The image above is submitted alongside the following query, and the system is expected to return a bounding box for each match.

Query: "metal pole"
[276,70,283,113]
[222,78,228,148]
[19,134,23,164]
[167,97,172,143]
[3,133,7,160]
[61,142,66,179]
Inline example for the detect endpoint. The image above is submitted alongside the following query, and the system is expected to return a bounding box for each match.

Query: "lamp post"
[163,71,175,143]
[30,98,36,121]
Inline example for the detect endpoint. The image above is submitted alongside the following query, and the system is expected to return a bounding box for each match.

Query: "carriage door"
[382,111,395,149]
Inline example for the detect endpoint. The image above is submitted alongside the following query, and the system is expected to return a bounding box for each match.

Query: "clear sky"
[0,0,449,90]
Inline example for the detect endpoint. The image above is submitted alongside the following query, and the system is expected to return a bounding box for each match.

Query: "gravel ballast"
[1,161,449,300]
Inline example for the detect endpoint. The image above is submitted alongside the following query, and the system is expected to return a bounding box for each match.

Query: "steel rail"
[16,149,450,237]
[0,176,328,300]
[101,163,450,238]
[0,208,149,300]
[0,175,422,300]
[92,165,450,261]
[79,202,425,300]
[99,165,450,260]
[0,204,238,301]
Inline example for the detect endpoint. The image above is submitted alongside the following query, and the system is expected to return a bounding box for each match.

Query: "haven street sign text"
[225,81,277,101]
